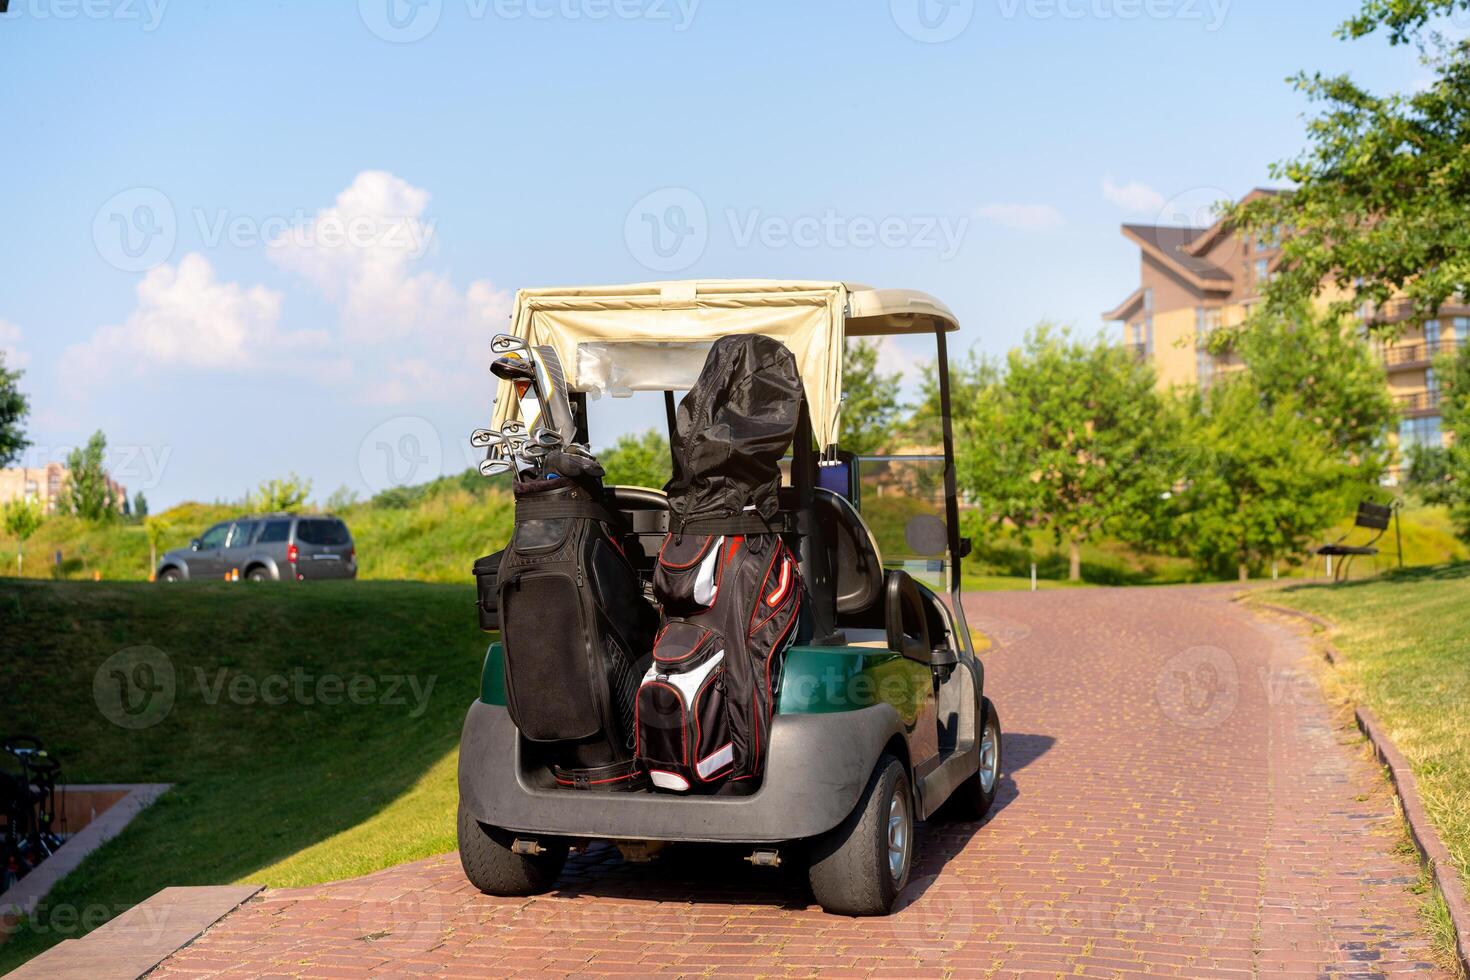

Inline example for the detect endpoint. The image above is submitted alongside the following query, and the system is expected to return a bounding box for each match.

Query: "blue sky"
[0,0,1428,508]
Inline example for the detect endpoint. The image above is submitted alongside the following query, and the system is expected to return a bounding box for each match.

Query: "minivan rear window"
[296,519,351,546]
[257,520,291,544]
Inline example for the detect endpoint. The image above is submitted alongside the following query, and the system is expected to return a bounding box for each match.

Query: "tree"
[133,491,149,518]
[1403,443,1455,506]
[1217,304,1393,480]
[905,349,993,450]
[64,430,116,521]
[1167,379,1348,581]
[0,353,29,468]
[599,430,672,489]
[955,324,1170,581]
[1438,341,1470,538]
[1230,0,1470,323]
[251,473,312,512]
[3,497,43,575]
[325,485,360,512]
[144,515,171,579]
[840,340,903,455]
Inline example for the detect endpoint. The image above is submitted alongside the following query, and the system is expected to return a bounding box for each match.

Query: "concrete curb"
[3,884,261,980]
[1251,599,1470,976]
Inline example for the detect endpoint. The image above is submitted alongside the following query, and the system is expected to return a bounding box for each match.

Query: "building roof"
[1121,224,1234,285]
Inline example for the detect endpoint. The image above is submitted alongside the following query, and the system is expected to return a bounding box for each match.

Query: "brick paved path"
[151,586,1445,978]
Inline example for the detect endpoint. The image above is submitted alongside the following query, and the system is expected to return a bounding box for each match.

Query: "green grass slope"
[0,580,486,972]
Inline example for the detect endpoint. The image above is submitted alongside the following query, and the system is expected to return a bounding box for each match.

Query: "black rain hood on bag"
[665,334,803,530]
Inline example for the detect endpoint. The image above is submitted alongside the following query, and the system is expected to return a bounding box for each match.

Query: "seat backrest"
[813,488,885,616]
[1355,501,1392,531]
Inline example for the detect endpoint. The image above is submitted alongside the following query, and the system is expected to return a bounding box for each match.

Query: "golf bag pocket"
[654,534,728,613]
[473,550,504,632]
[636,633,734,792]
[500,570,601,743]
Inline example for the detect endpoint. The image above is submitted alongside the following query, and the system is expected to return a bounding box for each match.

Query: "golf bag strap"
[675,512,793,536]
[515,496,620,526]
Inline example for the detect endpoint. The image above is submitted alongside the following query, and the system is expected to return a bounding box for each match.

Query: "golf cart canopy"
[490,280,960,451]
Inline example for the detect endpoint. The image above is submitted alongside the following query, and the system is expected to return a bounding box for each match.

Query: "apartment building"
[0,461,128,514]
[1104,188,1465,454]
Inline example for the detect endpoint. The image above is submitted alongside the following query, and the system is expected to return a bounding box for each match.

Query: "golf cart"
[457,280,1000,915]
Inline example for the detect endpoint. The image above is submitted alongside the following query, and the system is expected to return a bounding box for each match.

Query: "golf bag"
[636,335,808,793]
[497,472,659,790]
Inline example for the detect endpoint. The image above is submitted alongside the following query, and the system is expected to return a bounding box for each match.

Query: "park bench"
[1315,500,1400,581]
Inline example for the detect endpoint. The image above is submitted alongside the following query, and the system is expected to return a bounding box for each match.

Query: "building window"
[1425,319,1441,346]
[1454,317,1469,347]
[1427,367,1440,397]
[1400,415,1442,448]
[1255,259,1270,283]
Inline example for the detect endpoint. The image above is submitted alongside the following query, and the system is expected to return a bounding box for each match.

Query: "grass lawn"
[0,579,486,972]
[1255,563,1470,905]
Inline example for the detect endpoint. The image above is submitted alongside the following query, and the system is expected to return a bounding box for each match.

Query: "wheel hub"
[979,719,999,793]
[887,791,908,881]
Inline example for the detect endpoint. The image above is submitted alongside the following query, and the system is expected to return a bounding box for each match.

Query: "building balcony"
[1393,390,1441,417]
[1381,339,1457,368]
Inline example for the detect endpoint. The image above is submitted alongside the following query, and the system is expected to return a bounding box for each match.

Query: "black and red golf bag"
[635,335,809,793]
[495,465,660,790]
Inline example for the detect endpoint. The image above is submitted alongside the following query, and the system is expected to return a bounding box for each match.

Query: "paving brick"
[142,586,1448,978]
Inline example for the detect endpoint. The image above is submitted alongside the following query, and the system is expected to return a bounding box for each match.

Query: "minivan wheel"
[246,567,271,582]
[938,697,1002,822]
[158,568,182,583]
[807,754,913,916]
[457,802,567,896]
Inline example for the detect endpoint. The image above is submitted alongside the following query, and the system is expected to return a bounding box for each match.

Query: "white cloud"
[974,203,1065,231]
[0,319,29,370]
[62,171,511,407]
[1102,177,1166,215]
[269,170,512,403]
[61,253,328,388]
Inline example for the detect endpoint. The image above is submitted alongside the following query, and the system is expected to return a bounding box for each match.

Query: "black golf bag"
[494,470,660,790]
[635,335,809,793]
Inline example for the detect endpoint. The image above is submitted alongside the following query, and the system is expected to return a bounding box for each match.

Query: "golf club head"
[469,428,498,449]
[479,457,514,477]
[490,334,531,357]
[499,420,527,438]
[532,426,563,448]
[490,355,538,384]
[523,443,551,460]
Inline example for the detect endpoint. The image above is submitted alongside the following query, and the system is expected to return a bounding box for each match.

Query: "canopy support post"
[935,327,973,654]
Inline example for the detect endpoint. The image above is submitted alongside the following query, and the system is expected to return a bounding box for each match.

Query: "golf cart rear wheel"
[939,697,1002,822]
[807,753,912,916]
[457,801,567,896]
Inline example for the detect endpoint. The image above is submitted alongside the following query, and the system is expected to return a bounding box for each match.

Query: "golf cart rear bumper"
[458,700,906,844]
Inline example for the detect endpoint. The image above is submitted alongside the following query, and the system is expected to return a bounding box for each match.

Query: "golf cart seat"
[606,484,884,620]
[812,487,884,616]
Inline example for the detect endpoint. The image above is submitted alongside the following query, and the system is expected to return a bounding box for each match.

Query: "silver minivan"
[156,514,358,582]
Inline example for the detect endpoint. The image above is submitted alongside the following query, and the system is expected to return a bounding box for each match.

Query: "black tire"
[457,801,567,896]
[939,697,1002,822]
[157,567,182,583]
[807,754,913,916]
[246,567,271,582]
